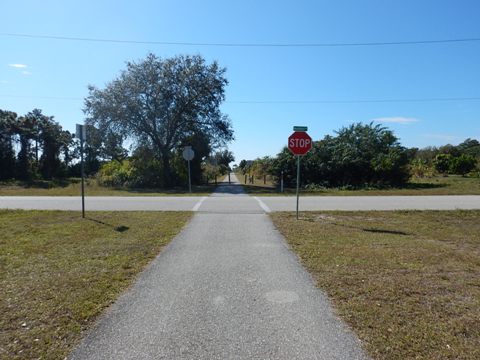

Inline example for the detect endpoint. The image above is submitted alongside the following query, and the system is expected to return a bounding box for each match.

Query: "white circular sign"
[182,146,195,161]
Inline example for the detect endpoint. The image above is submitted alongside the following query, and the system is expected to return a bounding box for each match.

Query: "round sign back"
[182,146,195,161]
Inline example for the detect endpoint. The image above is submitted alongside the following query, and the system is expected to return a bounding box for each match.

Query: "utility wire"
[228,97,480,104]
[1,94,480,104]
[2,32,480,47]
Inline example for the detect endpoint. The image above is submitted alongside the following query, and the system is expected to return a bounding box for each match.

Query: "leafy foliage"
[0,108,73,180]
[433,153,453,174]
[449,154,477,175]
[84,53,233,187]
[0,110,17,180]
[269,123,411,188]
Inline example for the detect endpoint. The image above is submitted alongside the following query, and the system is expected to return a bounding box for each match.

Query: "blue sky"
[1,0,479,162]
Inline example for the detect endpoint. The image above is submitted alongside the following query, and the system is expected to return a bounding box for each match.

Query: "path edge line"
[253,196,271,213]
[192,196,208,212]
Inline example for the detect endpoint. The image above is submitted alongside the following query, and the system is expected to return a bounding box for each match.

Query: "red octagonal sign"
[288,131,312,155]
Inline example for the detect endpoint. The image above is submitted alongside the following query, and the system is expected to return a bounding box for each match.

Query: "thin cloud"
[8,63,28,69]
[372,117,419,124]
[22,71,32,76]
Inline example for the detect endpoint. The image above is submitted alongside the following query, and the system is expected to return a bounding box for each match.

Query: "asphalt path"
[1,193,479,212]
[70,174,367,359]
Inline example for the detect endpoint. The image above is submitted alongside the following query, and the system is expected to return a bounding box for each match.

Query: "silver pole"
[80,138,85,218]
[188,159,192,193]
[296,156,300,220]
[281,171,284,193]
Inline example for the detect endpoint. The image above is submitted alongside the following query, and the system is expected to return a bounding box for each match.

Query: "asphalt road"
[1,193,479,212]
[70,175,367,359]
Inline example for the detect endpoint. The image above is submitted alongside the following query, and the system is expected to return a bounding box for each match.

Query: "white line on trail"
[192,196,208,212]
[254,197,271,213]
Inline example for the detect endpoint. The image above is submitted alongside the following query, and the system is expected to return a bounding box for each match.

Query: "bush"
[270,123,411,188]
[433,154,452,174]
[449,154,477,176]
[97,160,134,187]
[410,158,434,178]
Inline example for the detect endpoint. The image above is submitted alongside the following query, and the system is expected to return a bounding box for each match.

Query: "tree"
[449,154,476,176]
[101,130,128,162]
[214,150,235,171]
[270,123,411,188]
[83,125,102,176]
[84,53,233,187]
[13,115,36,180]
[457,138,480,158]
[438,144,461,157]
[0,110,17,180]
[433,153,452,175]
[238,160,248,174]
[25,109,70,179]
[250,156,273,182]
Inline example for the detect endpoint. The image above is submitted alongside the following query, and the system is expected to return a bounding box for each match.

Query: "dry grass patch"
[0,179,213,196]
[271,210,480,360]
[243,175,480,196]
[0,210,191,359]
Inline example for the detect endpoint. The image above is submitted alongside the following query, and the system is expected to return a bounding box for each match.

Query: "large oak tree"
[84,53,233,186]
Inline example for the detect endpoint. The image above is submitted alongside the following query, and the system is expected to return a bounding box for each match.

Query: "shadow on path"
[211,176,248,196]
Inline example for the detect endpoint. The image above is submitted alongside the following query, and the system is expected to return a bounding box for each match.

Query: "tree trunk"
[16,136,31,180]
[161,150,173,188]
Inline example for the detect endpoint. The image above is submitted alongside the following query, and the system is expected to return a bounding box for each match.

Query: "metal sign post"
[187,160,191,193]
[76,124,86,218]
[288,126,312,220]
[182,146,195,193]
[296,156,300,219]
[280,171,284,193]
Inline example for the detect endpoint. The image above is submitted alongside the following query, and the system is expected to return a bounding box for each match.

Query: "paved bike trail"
[70,175,367,359]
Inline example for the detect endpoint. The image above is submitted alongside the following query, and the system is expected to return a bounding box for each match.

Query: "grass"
[241,175,480,196]
[0,178,214,196]
[4,175,478,197]
[271,210,480,360]
[0,210,191,360]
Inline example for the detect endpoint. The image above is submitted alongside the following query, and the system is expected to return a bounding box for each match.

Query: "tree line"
[0,109,74,180]
[3,52,477,189]
[1,54,235,188]
[239,123,479,189]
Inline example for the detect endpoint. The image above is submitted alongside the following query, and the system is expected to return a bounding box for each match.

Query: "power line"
[0,94,82,101]
[228,97,480,104]
[2,32,480,47]
[1,94,480,104]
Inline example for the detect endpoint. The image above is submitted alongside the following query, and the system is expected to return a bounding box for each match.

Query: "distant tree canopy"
[243,123,413,188]
[84,53,233,187]
[242,126,479,189]
[415,138,479,177]
[0,109,74,181]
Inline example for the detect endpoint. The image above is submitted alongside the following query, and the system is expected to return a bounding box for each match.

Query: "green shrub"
[433,153,452,174]
[449,154,477,176]
[97,160,134,187]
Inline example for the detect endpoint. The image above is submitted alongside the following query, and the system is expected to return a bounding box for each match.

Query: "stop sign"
[288,131,312,155]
